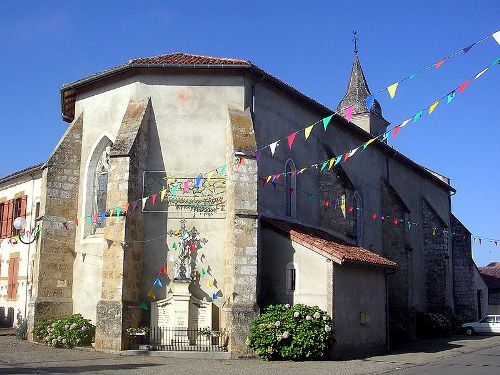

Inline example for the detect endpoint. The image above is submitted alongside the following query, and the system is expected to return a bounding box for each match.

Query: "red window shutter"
[20,195,27,218]
[6,200,13,238]
[12,258,19,299]
[0,203,8,238]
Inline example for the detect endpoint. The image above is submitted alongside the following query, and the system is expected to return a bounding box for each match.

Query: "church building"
[0,49,479,358]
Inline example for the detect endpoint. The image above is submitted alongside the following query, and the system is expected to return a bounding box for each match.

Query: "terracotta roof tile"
[262,217,396,269]
[129,52,250,66]
[479,266,500,289]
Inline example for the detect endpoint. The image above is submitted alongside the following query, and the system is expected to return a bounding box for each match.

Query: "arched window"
[353,191,364,247]
[84,136,112,237]
[286,262,298,295]
[285,159,297,218]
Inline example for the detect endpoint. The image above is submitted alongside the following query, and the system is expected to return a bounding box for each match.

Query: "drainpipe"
[23,172,36,320]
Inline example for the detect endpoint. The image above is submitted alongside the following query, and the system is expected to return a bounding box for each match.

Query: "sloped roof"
[262,217,396,269]
[337,55,382,116]
[479,265,500,289]
[0,163,44,185]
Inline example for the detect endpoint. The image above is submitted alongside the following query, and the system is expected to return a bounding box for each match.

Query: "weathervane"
[353,30,358,55]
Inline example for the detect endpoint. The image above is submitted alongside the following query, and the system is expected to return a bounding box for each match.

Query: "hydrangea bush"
[246,304,334,361]
[33,314,95,349]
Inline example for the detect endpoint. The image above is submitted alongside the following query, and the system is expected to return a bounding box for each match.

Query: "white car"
[462,315,500,335]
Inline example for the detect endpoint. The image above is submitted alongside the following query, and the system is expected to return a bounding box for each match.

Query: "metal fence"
[127,327,228,351]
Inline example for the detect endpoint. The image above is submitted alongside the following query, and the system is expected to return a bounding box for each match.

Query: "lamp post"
[13,217,39,245]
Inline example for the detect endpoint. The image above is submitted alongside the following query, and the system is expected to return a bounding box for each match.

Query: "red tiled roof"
[479,266,500,289]
[262,217,396,269]
[129,52,251,66]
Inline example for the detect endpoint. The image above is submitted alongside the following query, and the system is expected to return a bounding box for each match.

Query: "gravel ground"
[0,333,499,375]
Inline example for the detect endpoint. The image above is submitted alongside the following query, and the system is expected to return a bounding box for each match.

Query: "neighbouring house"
[0,164,43,327]
[473,264,488,319]
[478,262,500,315]
[0,49,478,358]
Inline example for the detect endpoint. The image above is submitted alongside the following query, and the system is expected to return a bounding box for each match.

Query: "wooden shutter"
[0,203,8,238]
[8,257,20,299]
[6,200,13,238]
[20,195,27,218]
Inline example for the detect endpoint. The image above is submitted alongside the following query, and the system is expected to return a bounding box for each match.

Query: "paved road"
[0,333,499,374]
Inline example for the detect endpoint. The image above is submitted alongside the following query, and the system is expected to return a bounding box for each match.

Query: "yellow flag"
[429,101,440,114]
[207,280,213,288]
[387,82,399,99]
[147,290,156,300]
[340,195,346,218]
[300,167,307,174]
[328,158,335,170]
[304,124,314,140]
[160,189,167,201]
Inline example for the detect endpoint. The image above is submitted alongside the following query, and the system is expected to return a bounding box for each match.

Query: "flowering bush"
[246,304,334,361]
[416,312,451,339]
[33,314,95,348]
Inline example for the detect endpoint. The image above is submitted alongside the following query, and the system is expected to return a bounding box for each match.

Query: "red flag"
[124,203,129,214]
[151,194,158,205]
[287,132,297,149]
[372,213,377,220]
[435,59,446,69]
[393,217,398,225]
[343,152,350,162]
[190,243,196,252]
[160,266,167,274]
[393,125,402,138]
[457,80,470,93]
[237,157,244,168]
[324,199,331,207]
[73,218,79,226]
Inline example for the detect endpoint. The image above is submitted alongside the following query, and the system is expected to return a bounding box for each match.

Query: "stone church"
[19,51,478,357]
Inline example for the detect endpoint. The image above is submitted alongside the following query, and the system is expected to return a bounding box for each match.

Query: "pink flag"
[435,59,446,69]
[182,180,190,193]
[393,125,402,138]
[457,80,470,93]
[344,105,354,122]
[151,194,157,205]
[287,132,297,149]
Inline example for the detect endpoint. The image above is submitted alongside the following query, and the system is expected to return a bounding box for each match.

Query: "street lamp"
[13,217,39,245]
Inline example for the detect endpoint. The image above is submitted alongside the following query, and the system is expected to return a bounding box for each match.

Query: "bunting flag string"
[259,57,499,184]
[249,30,498,160]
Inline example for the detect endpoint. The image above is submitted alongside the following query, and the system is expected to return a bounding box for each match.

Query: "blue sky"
[0,1,498,265]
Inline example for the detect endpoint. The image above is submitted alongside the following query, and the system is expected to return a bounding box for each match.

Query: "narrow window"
[286,262,297,294]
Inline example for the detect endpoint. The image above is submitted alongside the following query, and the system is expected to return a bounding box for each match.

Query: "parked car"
[462,315,500,335]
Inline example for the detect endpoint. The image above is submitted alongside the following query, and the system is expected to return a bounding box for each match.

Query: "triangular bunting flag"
[207,280,213,288]
[344,105,354,122]
[492,57,500,66]
[269,141,278,156]
[160,189,167,201]
[413,111,423,122]
[207,171,214,181]
[73,218,79,226]
[182,180,190,193]
[266,175,272,183]
[142,196,149,210]
[299,167,307,174]
[147,290,156,300]
[393,125,402,138]
[116,207,122,217]
[343,152,350,162]
[124,203,129,214]
[304,124,314,139]
[363,138,377,150]
[151,194,157,205]
[218,164,227,174]
[387,82,399,99]
[212,293,218,301]
[287,132,297,149]
[429,101,440,114]
[320,160,328,171]
[237,157,244,169]
[462,43,475,53]
[365,95,375,110]
[334,155,342,166]
[457,80,470,93]
[100,212,106,222]
[109,209,114,217]
[271,182,277,190]
[408,73,417,79]
[381,131,389,141]
[447,91,456,104]
[171,184,179,196]
[493,30,500,45]
[306,193,314,200]
[138,301,149,311]
[154,278,163,287]
[160,266,167,274]
[195,175,203,188]
[349,147,359,158]
[328,158,335,170]
[86,215,92,222]
[475,67,488,79]
[172,242,177,249]
[92,212,97,223]
[435,59,446,69]
[400,119,411,128]
[323,115,333,130]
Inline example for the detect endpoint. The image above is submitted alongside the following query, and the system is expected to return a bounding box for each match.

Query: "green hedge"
[246,304,334,361]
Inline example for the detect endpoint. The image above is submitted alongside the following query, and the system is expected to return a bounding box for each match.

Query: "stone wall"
[223,107,259,357]
[95,99,151,351]
[451,215,475,318]
[380,179,414,339]
[423,199,450,314]
[28,114,83,339]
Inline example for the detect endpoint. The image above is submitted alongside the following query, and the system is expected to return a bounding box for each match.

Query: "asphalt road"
[0,333,499,374]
